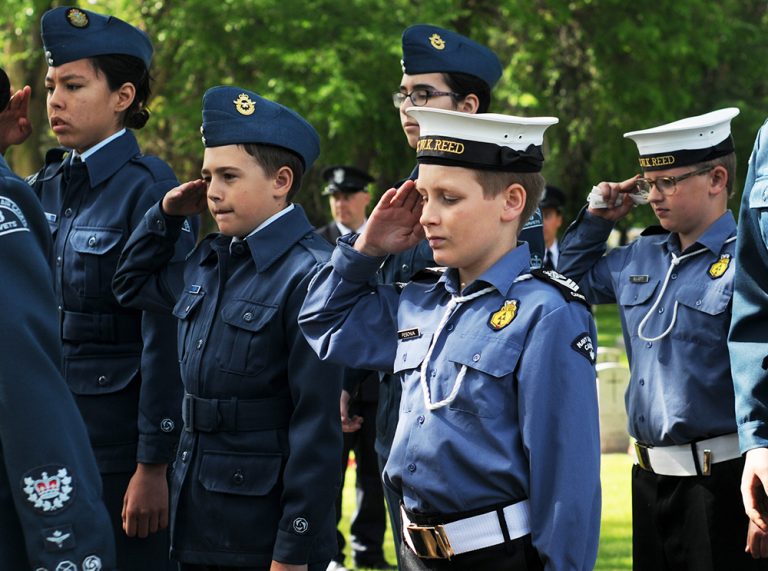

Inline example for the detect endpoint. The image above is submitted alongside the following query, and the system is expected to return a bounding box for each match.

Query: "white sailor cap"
[623,107,740,171]
[406,107,558,172]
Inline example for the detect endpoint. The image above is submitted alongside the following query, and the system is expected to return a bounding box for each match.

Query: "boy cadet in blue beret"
[300,108,601,570]
[558,109,768,568]
[113,86,343,570]
[0,67,116,570]
[26,7,199,570]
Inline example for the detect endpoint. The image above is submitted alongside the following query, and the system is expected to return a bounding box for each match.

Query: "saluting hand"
[587,176,638,222]
[355,179,425,257]
[0,85,32,154]
[162,179,208,217]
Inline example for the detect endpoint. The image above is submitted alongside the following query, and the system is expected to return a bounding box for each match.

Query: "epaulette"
[640,225,671,237]
[26,148,68,187]
[299,232,334,264]
[530,268,590,307]
[128,154,176,182]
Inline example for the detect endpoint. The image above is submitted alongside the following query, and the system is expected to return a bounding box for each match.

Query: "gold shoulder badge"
[66,8,89,28]
[233,93,256,116]
[429,33,446,50]
[708,253,731,279]
[489,299,519,331]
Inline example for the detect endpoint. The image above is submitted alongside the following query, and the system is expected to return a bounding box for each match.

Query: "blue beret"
[41,7,153,68]
[401,24,503,89]
[200,86,320,171]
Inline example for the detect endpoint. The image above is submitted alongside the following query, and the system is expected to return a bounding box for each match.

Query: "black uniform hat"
[321,166,373,196]
[540,185,565,212]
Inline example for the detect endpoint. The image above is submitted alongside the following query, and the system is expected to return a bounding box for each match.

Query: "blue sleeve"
[299,237,401,373]
[518,302,601,570]
[729,121,768,453]
[557,207,624,304]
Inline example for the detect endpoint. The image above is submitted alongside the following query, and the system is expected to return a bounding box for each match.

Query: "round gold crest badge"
[233,94,256,116]
[66,8,89,28]
[429,33,446,50]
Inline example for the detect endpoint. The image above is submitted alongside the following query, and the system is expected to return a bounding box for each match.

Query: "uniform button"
[646,342,652,348]
[417,415,425,425]
[446,323,454,332]
[671,273,678,280]
[407,463,417,473]
[243,312,254,322]
[232,469,244,485]
[155,218,165,231]
[63,208,73,217]
[56,256,62,266]
[633,294,638,300]
[181,451,189,462]
[196,339,204,350]
[401,264,410,273]
[639,415,645,422]
[57,305,62,312]
[639,379,645,386]
[402,353,407,361]
[658,307,664,314]
[97,375,108,385]
[87,235,97,247]
[430,371,436,377]
[472,353,481,362]
[695,300,702,306]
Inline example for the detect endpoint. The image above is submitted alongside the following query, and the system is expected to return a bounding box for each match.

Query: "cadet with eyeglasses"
[559,108,768,569]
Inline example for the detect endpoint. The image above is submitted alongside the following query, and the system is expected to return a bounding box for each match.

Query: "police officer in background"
[0,66,116,570]
[540,185,565,271]
[316,166,394,571]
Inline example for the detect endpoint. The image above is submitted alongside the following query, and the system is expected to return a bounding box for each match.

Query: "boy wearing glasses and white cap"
[559,108,767,568]
[300,107,601,570]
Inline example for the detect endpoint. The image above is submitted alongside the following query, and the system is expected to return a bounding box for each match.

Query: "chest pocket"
[172,291,206,362]
[748,177,768,247]
[198,451,282,497]
[217,299,278,376]
[443,334,521,418]
[676,283,732,316]
[64,353,139,395]
[69,227,124,298]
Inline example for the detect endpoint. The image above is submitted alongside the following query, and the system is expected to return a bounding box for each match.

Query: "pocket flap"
[220,299,278,332]
[445,334,522,378]
[676,283,731,315]
[393,334,432,374]
[64,353,139,395]
[70,227,123,255]
[748,177,768,209]
[172,290,206,320]
[617,279,659,307]
[198,451,282,496]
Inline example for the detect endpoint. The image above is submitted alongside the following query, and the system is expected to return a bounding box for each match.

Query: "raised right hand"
[586,176,639,222]
[162,179,208,217]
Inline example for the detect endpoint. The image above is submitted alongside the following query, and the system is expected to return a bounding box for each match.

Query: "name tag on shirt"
[629,275,649,283]
[187,284,203,294]
[398,328,421,340]
[45,212,57,223]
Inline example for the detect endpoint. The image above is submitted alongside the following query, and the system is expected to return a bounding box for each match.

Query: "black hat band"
[416,136,544,172]
[638,136,735,171]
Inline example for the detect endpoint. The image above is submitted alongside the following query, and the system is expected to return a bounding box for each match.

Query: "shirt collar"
[665,210,736,255]
[335,219,366,236]
[74,129,126,162]
[71,130,139,188]
[244,204,315,271]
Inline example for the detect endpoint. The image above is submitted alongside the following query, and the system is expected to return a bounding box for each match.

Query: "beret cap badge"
[233,93,256,116]
[66,8,89,28]
[429,33,445,50]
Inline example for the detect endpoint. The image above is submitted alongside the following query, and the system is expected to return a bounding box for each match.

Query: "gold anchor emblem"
[429,33,446,50]
[708,253,731,279]
[488,299,519,331]
[233,93,256,116]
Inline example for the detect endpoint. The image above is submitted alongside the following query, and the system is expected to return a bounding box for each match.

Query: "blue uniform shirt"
[113,203,343,566]
[729,120,768,453]
[0,154,116,569]
[559,209,738,446]
[29,130,198,472]
[300,237,601,571]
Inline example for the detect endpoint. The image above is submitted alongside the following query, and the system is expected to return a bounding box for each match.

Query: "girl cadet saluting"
[27,7,198,569]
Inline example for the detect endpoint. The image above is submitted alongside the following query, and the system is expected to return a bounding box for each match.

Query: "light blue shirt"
[299,237,601,571]
[559,209,738,446]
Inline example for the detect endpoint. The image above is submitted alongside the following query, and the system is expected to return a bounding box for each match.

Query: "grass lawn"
[338,303,633,570]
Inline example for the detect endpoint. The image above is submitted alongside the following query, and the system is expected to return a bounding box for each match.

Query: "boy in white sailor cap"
[300,108,601,570]
[558,108,768,568]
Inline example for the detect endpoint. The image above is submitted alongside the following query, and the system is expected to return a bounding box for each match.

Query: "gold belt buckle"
[634,441,653,472]
[406,523,455,559]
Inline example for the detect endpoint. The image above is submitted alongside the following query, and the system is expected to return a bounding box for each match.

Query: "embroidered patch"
[0,196,30,237]
[531,269,590,307]
[488,299,519,331]
[55,561,76,571]
[23,466,75,514]
[181,219,192,233]
[160,418,175,433]
[629,275,649,283]
[292,517,309,534]
[571,333,596,364]
[529,253,542,270]
[81,555,102,570]
[398,327,421,340]
[708,254,731,279]
[43,525,75,552]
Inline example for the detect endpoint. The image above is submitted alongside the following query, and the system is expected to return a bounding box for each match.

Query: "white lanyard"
[637,237,736,342]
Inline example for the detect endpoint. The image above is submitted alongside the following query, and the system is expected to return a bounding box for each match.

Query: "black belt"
[61,310,142,343]
[182,393,293,433]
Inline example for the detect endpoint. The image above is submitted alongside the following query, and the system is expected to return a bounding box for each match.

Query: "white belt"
[401,500,531,559]
[633,433,741,477]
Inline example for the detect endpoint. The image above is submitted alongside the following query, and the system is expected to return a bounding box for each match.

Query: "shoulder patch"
[571,332,596,364]
[22,465,75,514]
[640,225,670,236]
[0,195,30,237]
[410,266,446,282]
[531,269,590,307]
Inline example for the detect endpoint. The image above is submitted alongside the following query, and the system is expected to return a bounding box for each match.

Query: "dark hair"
[473,170,546,235]
[442,72,492,113]
[698,152,737,197]
[89,54,151,129]
[241,143,305,201]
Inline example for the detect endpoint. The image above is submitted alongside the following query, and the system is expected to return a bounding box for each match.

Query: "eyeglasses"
[392,89,460,108]
[634,166,714,196]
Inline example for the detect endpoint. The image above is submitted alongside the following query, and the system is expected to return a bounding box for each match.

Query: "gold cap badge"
[234,93,256,116]
[489,299,519,331]
[708,253,731,279]
[66,8,89,28]
[429,33,446,50]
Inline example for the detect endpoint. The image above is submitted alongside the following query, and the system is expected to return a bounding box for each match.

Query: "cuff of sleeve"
[331,235,387,283]
[271,527,315,565]
[136,433,178,464]
[581,209,617,235]
[145,201,186,238]
[739,420,768,454]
